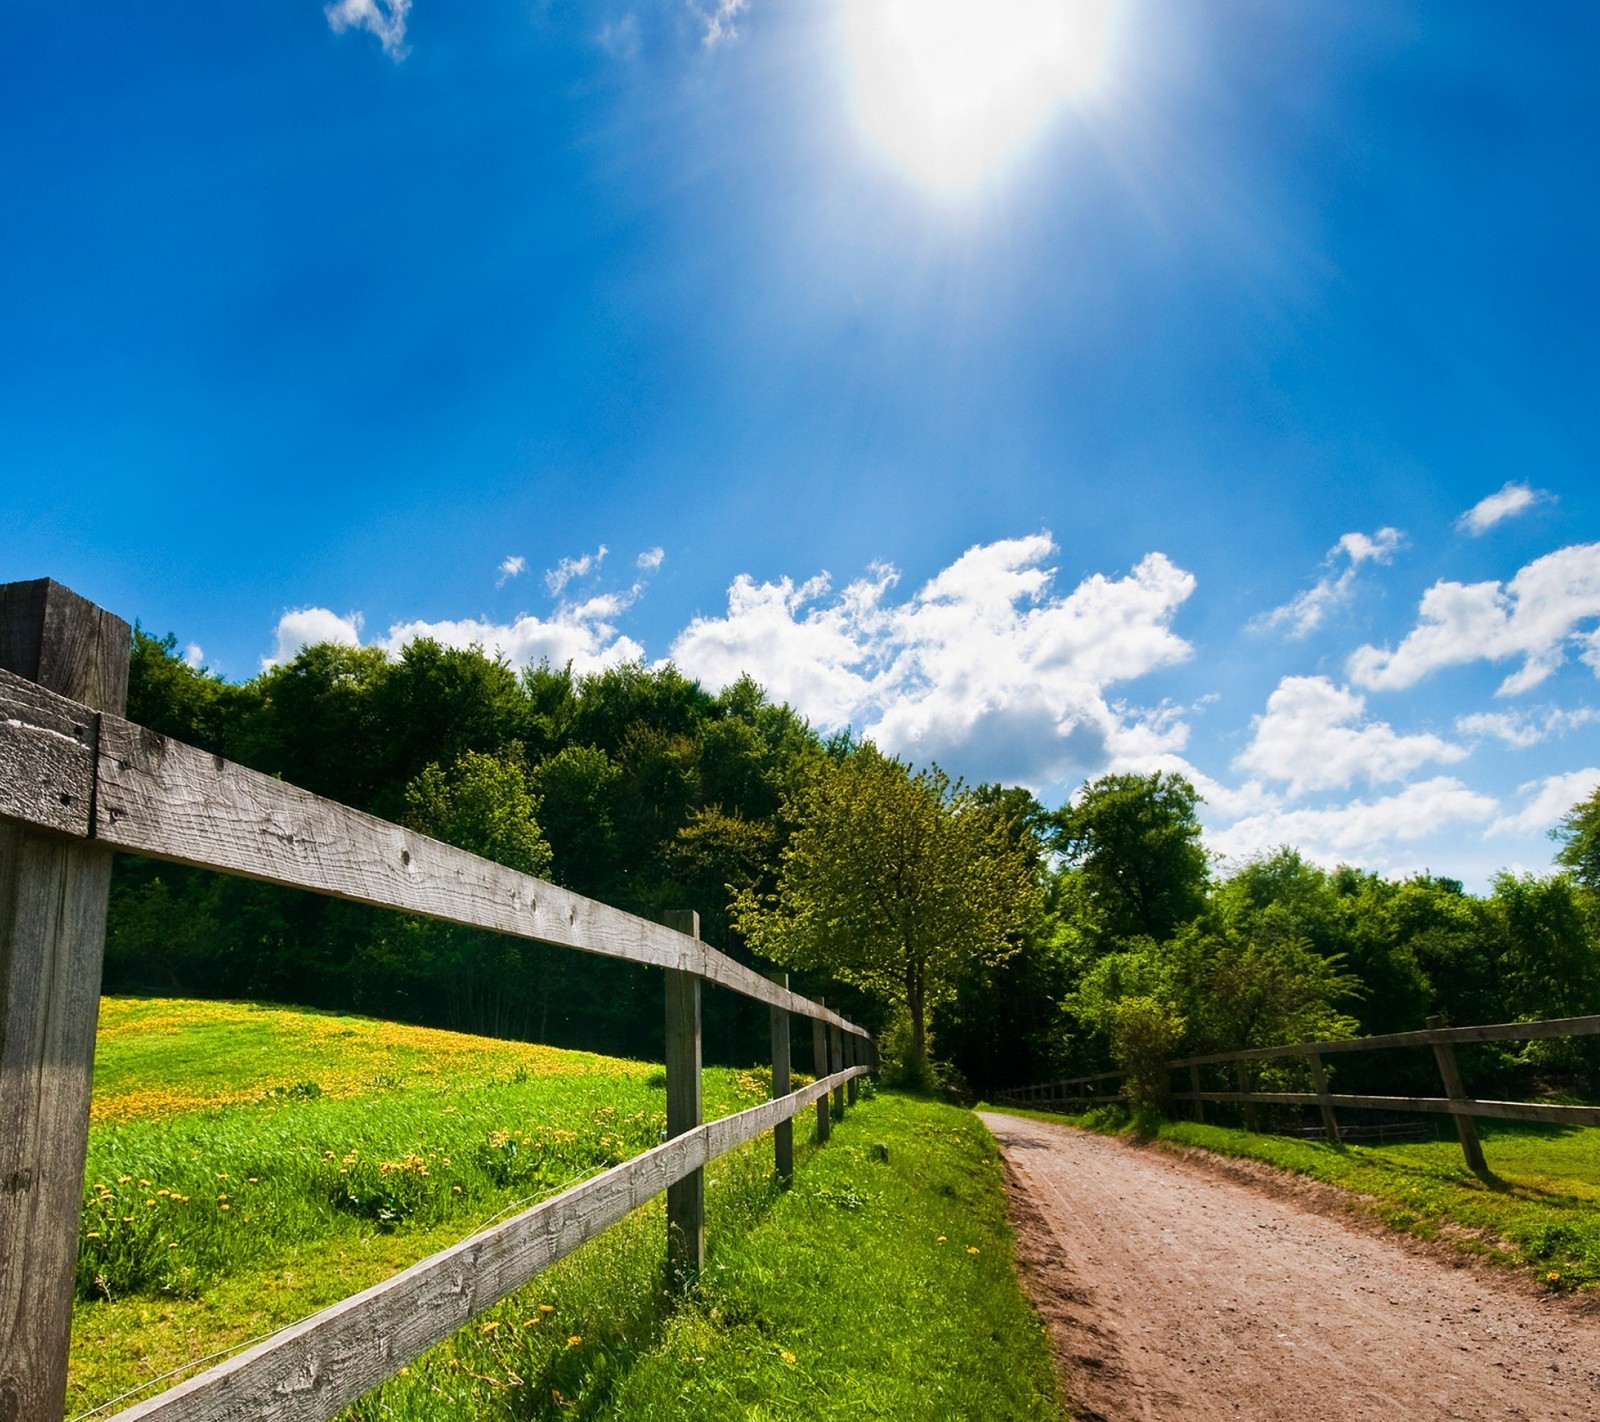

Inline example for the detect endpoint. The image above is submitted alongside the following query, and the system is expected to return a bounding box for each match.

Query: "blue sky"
[5,0,1599,887]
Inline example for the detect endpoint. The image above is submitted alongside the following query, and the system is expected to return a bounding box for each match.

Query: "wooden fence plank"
[830,1022,845,1118]
[107,1068,868,1422]
[769,971,792,1183]
[0,580,129,1422]
[1304,1041,1341,1144]
[812,1006,830,1145]
[1169,1090,1600,1127]
[27,712,868,1037]
[1427,1014,1488,1174]
[1170,1013,1600,1068]
[663,912,704,1287]
[0,668,97,839]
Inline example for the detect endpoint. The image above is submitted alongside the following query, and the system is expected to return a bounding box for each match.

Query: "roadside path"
[980,1112,1600,1422]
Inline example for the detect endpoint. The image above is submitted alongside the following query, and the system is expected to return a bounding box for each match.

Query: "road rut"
[980,1112,1600,1422]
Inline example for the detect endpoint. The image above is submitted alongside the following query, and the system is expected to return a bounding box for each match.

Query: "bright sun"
[842,0,1119,198]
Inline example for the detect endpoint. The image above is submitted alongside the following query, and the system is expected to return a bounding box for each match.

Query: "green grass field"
[985,1101,1600,1293]
[70,1000,1063,1422]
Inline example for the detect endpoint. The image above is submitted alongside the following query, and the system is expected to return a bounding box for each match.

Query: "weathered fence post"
[1426,1014,1488,1175]
[769,971,793,1183]
[1303,1039,1341,1144]
[1189,1064,1204,1124]
[663,910,704,1286]
[846,1031,859,1106]
[830,1022,845,1119]
[0,579,130,1422]
[812,998,831,1144]
[1235,1062,1259,1133]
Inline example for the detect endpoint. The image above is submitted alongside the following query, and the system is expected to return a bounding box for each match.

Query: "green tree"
[1052,771,1209,948]
[733,745,1041,1080]
[1554,785,1600,892]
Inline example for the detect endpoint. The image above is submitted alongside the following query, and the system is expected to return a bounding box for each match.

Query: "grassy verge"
[346,1092,1064,1421]
[72,1001,1062,1421]
[982,1101,1600,1292]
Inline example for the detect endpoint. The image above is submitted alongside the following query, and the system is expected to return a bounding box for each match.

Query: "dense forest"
[112,630,1600,1102]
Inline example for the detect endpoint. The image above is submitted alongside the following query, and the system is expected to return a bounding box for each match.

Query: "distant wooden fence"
[996,1013,1600,1175]
[0,579,875,1422]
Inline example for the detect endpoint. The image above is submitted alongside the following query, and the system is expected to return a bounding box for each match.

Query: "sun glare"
[842,0,1118,198]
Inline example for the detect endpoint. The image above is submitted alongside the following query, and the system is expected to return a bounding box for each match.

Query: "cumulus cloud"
[324,0,411,60]
[1252,526,1404,639]
[1489,768,1600,839]
[672,535,1197,791]
[1456,481,1552,536]
[637,546,665,572]
[1347,542,1600,696]
[183,643,205,670]
[1234,676,1465,797]
[693,0,749,45]
[1210,777,1499,870]
[378,608,643,676]
[545,546,608,597]
[267,608,364,667]
[497,555,527,588]
[1456,705,1600,749]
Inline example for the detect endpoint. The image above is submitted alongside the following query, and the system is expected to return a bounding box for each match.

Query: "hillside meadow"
[70,998,1063,1421]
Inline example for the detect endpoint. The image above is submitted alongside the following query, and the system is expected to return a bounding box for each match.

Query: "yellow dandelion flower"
[145,1199,156,1207]
[481,1321,500,1334]
[1548,1271,1562,1282]
[85,1232,101,1239]
[139,1179,151,1187]
[967,1246,980,1255]
[539,1304,555,1314]
[219,1203,230,1211]
[566,1335,582,1348]
[779,1350,797,1367]
[936,1235,946,1244]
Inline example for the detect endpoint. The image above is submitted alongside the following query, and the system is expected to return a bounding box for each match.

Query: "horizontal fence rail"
[996,1013,1600,1174]
[0,578,876,1422]
[0,663,865,1036]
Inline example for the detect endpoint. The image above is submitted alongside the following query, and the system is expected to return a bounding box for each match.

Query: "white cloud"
[1252,526,1403,639]
[545,545,608,597]
[379,609,643,676]
[1456,481,1552,536]
[267,608,364,667]
[1489,768,1600,839]
[324,0,411,60]
[1234,675,1465,796]
[497,555,527,588]
[672,535,1197,790]
[1347,542,1600,696]
[1210,777,1499,870]
[636,546,665,572]
[183,643,204,670]
[692,0,748,46]
[1456,705,1600,749]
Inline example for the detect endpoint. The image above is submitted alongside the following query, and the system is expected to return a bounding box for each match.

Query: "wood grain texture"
[1427,1014,1488,1173]
[663,965,704,1284]
[0,668,96,839]
[811,1010,830,1145]
[769,972,792,1182]
[1303,1045,1340,1143]
[107,1067,869,1422]
[0,581,129,1422]
[84,715,867,1037]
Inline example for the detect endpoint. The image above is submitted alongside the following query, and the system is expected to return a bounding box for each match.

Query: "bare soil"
[979,1112,1600,1422]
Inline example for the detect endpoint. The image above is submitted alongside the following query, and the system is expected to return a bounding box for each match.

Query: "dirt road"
[980,1112,1600,1422]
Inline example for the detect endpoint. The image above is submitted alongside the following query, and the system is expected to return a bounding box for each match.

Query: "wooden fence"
[996,1013,1600,1176]
[0,578,875,1422]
